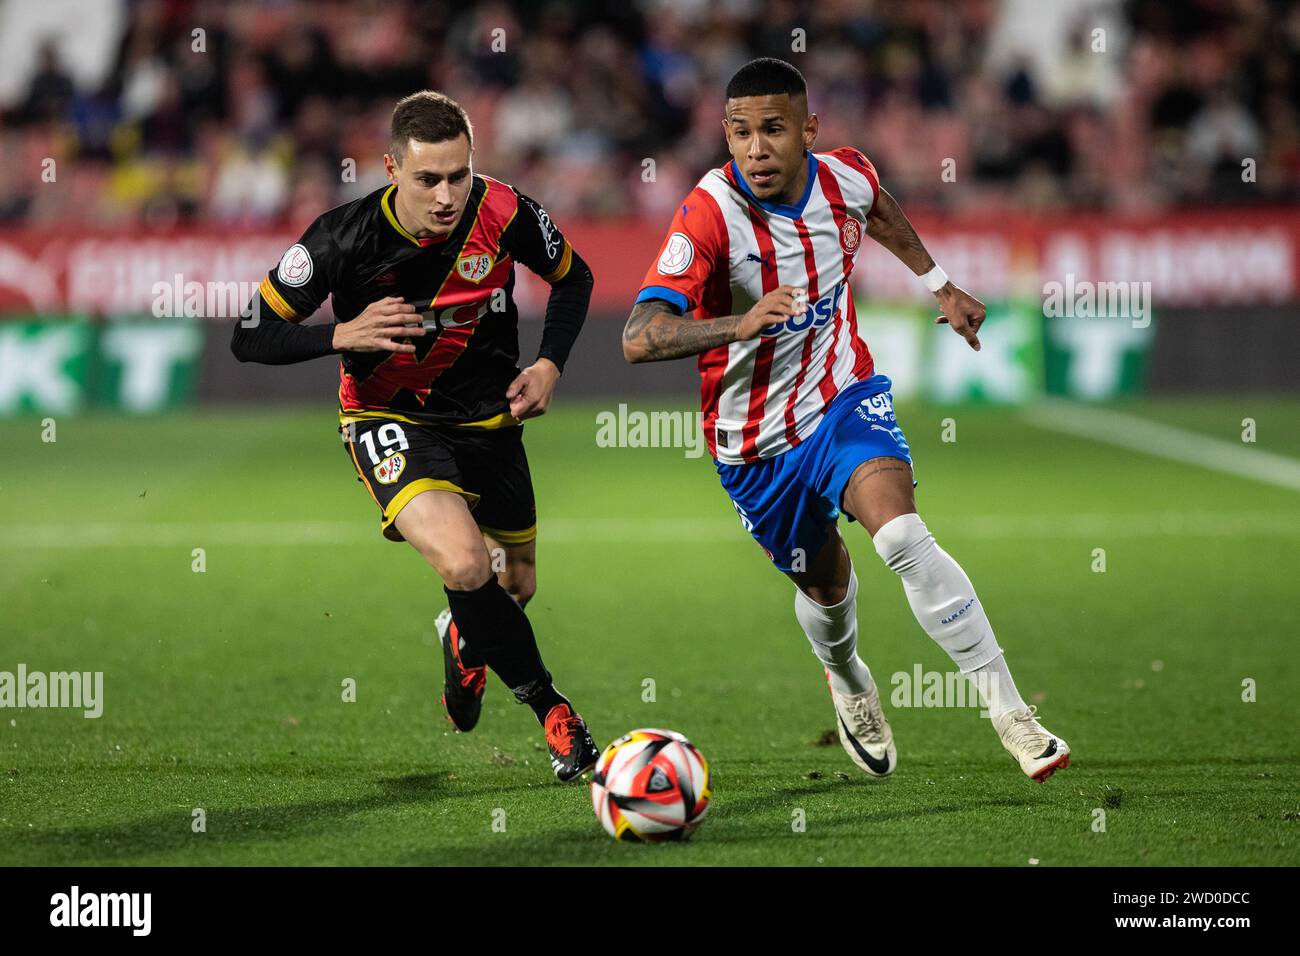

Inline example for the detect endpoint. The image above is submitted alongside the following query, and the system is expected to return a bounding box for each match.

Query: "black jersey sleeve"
[500,190,592,373]
[231,217,340,364]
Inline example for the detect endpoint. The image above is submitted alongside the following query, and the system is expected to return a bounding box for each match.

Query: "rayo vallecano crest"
[373,452,406,485]
[456,254,493,282]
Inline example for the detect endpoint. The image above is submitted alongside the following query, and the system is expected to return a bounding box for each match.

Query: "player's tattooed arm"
[622,287,804,363]
[867,186,988,352]
[622,302,743,363]
[865,186,936,276]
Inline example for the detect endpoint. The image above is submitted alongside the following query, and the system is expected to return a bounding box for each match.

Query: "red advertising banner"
[0,208,1294,317]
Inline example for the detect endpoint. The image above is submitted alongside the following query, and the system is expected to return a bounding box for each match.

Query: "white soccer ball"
[590,728,712,842]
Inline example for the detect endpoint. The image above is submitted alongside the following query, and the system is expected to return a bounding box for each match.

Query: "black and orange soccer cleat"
[437,609,486,732]
[544,702,599,782]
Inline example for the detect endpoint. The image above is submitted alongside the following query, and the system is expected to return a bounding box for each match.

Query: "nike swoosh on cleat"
[1032,751,1070,782]
[1036,739,1058,760]
[839,715,891,774]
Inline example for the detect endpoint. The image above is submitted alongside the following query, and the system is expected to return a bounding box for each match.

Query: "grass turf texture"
[1,396,1298,866]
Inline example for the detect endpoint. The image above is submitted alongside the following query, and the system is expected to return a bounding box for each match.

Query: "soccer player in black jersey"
[231,91,599,781]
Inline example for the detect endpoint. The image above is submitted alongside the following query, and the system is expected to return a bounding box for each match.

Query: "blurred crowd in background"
[1,0,1298,228]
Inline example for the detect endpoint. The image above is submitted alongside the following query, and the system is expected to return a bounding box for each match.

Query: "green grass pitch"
[1,395,1298,866]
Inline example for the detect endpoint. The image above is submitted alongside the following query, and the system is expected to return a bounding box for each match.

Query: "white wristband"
[920,264,949,293]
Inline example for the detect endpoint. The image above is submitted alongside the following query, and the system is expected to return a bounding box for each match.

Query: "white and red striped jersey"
[637,147,880,464]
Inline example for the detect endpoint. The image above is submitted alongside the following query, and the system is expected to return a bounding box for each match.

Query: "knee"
[438,550,493,592]
[788,529,853,606]
[500,561,537,607]
[872,512,932,574]
[800,580,848,606]
[502,573,536,607]
[795,568,858,624]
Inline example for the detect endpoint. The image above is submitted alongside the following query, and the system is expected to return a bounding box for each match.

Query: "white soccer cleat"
[829,677,897,777]
[994,705,1070,782]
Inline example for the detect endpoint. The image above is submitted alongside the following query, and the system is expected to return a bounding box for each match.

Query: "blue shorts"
[716,375,913,572]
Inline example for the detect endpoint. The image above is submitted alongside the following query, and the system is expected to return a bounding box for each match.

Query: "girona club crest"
[840,217,863,255]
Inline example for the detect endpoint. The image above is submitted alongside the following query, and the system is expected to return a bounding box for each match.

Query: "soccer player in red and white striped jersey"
[625,59,1070,783]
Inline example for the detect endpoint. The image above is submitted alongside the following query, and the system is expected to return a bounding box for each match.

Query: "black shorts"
[340,414,536,544]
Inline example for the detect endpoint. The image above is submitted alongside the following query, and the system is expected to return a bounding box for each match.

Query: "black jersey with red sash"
[255,176,575,427]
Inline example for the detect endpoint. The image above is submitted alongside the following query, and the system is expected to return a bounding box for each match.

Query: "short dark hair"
[389,90,473,162]
[725,57,807,101]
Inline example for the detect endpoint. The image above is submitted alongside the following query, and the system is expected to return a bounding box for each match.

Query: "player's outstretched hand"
[934,284,986,352]
[506,358,561,420]
[737,285,806,339]
[332,297,425,353]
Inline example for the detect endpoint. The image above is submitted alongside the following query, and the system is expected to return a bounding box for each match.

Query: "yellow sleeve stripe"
[259,276,297,321]
[541,240,573,284]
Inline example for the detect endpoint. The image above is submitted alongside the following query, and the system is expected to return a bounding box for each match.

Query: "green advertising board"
[0,318,203,416]
[853,297,1153,403]
[1041,314,1154,400]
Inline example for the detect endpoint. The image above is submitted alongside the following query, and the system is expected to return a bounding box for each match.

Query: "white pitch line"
[1022,398,1300,492]
[1,511,1297,549]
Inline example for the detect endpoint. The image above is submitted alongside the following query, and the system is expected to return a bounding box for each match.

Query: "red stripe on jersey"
[843,293,874,380]
[827,146,881,200]
[339,364,358,408]
[476,175,524,239]
[416,320,478,387]
[695,189,732,458]
[783,334,815,448]
[781,218,823,448]
[794,218,821,303]
[740,340,777,464]
[738,205,778,464]
[816,162,855,286]
[342,178,520,410]
[693,187,732,318]
[639,182,730,314]
[818,306,844,407]
[377,178,523,402]
[698,344,729,459]
[355,316,481,405]
[816,163,873,386]
[425,176,517,309]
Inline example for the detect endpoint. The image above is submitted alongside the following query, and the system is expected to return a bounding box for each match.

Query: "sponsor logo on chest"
[759,281,847,337]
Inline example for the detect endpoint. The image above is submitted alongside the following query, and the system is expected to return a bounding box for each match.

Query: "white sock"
[872,513,1002,673]
[794,568,874,695]
[967,652,1028,721]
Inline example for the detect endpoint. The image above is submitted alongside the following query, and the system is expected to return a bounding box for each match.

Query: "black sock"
[444,578,567,723]
[450,616,485,669]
